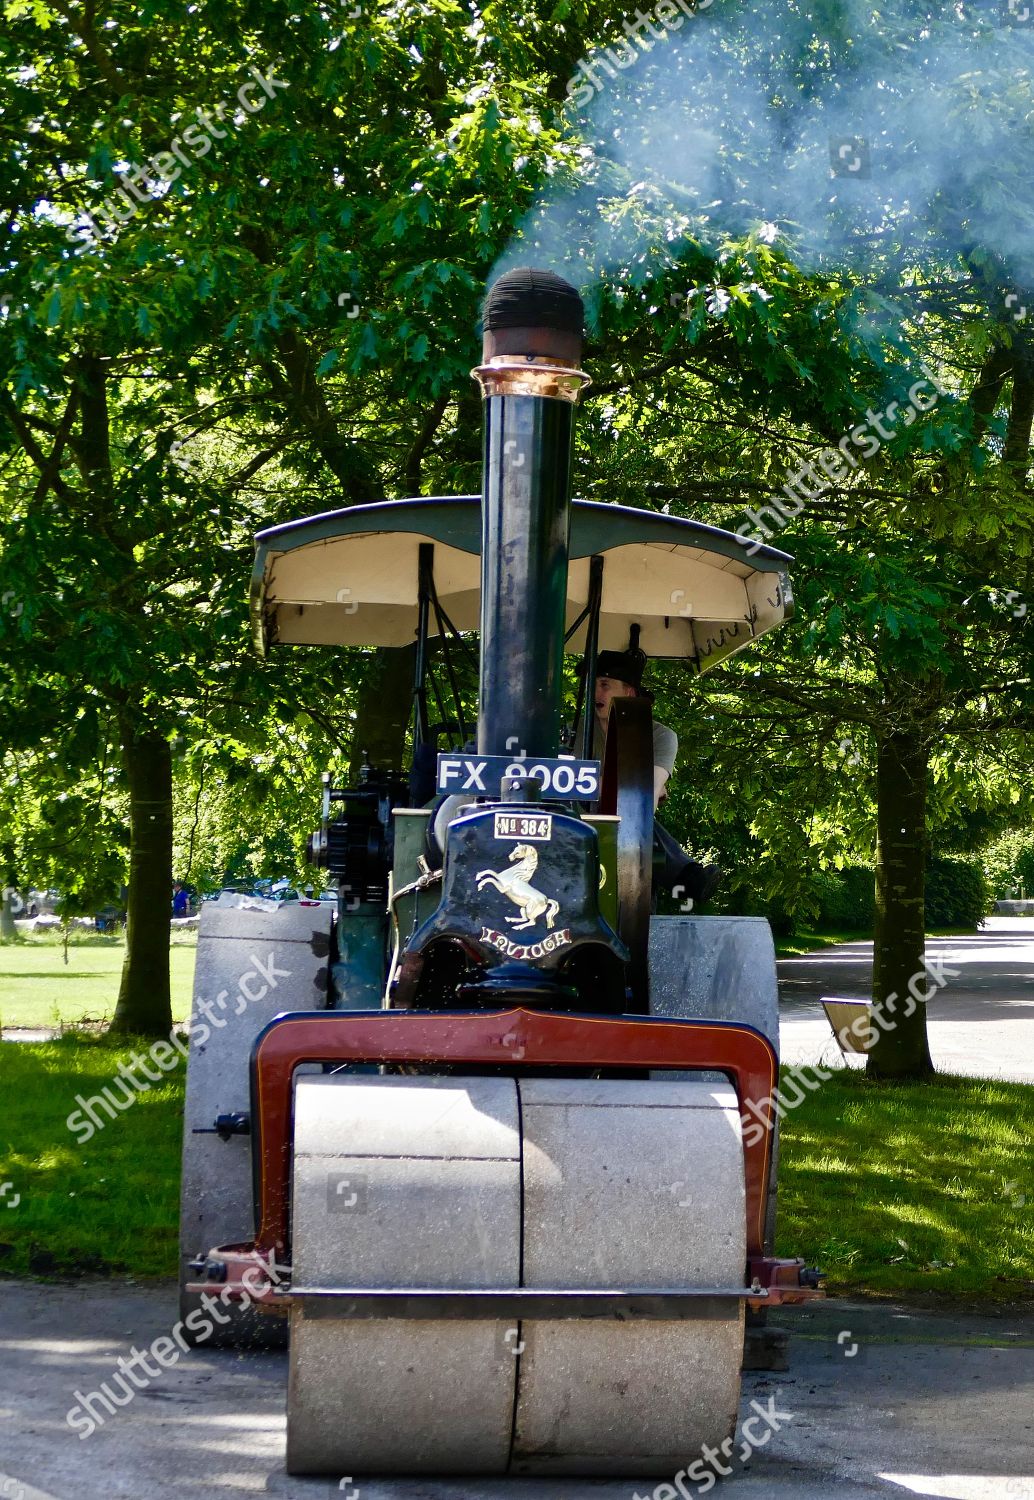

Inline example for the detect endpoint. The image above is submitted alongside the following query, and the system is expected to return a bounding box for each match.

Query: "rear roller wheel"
[286,1072,745,1476]
[287,1075,519,1473]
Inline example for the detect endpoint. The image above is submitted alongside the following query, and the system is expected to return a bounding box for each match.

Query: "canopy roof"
[252,496,793,673]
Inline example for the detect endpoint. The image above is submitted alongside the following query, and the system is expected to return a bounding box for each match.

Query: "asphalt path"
[1,1281,1032,1499]
[778,915,1034,1083]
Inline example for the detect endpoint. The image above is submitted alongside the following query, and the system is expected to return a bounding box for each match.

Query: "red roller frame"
[248,1007,778,1263]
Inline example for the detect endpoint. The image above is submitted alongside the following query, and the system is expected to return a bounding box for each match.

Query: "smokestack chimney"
[473,268,589,761]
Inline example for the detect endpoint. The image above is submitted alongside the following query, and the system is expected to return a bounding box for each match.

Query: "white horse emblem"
[476,843,560,932]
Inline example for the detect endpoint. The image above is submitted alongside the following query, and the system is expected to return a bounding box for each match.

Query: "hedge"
[925,856,990,929]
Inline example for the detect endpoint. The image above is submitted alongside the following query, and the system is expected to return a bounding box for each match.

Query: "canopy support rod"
[425,663,451,741]
[578,554,605,761]
[412,543,434,750]
[427,583,478,670]
[564,603,591,644]
[428,576,468,744]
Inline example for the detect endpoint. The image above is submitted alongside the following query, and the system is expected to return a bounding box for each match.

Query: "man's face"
[594,675,636,725]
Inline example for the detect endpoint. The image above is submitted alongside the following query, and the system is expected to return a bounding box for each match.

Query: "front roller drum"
[286,1073,746,1477]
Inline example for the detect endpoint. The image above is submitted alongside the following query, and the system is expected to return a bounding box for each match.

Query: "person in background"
[172,881,190,918]
[590,648,720,907]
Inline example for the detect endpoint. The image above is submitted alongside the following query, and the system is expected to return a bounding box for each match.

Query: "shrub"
[715,883,798,935]
[924,856,990,930]
[722,866,875,936]
[813,866,875,930]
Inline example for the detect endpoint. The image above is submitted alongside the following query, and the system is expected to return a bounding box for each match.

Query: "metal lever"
[191,1112,251,1141]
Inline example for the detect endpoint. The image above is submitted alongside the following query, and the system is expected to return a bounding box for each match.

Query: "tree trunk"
[347,645,417,783]
[270,330,381,501]
[867,730,934,1079]
[0,889,17,941]
[110,720,173,1036]
[1004,364,1034,480]
[968,344,1012,442]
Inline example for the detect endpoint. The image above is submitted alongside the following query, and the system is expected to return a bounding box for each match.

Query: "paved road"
[778,916,1034,1083]
[0,1280,1032,1499]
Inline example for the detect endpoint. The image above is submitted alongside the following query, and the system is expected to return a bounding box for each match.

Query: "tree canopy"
[1,0,1031,1065]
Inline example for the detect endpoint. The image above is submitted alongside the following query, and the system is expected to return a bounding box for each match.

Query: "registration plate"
[436,753,600,799]
[493,812,553,841]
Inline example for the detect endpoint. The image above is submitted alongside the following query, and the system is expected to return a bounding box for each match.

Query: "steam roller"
[182,267,822,1477]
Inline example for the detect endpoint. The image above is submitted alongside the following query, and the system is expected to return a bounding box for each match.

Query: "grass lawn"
[774,927,870,957]
[0,932,195,1029]
[0,925,976,1024]
[1,1038,1031,1303]
[773,924,981,957]
[0,1035,185,1278]
[776,1069,1034,1304]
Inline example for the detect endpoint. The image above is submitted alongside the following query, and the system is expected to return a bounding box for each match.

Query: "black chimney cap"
[483,268,583,335]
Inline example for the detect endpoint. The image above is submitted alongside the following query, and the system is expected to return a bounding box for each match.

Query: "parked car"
[94,905,126,934]
[204,878,335,907]
[9,888,60,918]
[268,880,336,904]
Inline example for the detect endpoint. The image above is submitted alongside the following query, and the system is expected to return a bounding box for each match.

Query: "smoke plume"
[495,0,1034,324]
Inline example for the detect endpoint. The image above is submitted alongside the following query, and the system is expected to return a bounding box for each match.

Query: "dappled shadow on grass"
[1,971,111,982]
[3,1037,1033,1300]
[0,941,195,1030]
[776,1070,1034,1302]
[0,1035,184,1279]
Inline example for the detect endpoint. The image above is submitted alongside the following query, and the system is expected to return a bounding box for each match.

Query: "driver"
[591,649,678,810]
[429,652,720,908]
[590,648,720,908]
